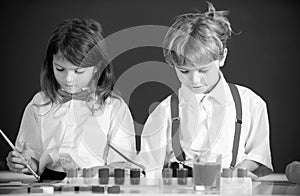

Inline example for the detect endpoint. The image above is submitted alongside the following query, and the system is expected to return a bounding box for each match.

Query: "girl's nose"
[65,71,76,83]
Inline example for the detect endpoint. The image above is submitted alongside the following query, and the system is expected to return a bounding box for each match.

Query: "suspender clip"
[178,161,185,169]
[236,118,242,124]
[172,117,180,122]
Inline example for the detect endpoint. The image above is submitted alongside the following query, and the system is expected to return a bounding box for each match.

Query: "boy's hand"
[232,168,259,181]
[6,142,38,174]
[232,159,261,181]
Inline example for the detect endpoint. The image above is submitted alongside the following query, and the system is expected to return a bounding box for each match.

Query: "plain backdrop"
[0,0,299,173]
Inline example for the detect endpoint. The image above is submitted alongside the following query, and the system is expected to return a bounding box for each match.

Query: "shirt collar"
[178,71,227,106]
[207,72,226,105]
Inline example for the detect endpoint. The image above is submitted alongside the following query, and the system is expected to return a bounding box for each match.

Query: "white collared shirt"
[15,92,136,174]
[138,73,273,178]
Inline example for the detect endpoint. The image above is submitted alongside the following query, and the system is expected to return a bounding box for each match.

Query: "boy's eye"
[180,70,189,74]
[198,69,208,73]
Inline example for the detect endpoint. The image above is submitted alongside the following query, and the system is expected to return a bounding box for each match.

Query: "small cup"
[83,168,92,184]
[177,168,188,185]
[193,151,222,193]
[162,168,173,185]
[98,168,109,184]
[130,168,140,185]
[237,168,248,178]
[221,168,233,178]
[66,168,78,184]
[114,168,125,185]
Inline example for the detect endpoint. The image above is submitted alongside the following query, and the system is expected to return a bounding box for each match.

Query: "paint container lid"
[61,185,75,192]
[130,168,140,178]
[237,168,248,178]
[66,168,78,178]
[83,168,92,178]
[29,187,43,194]
[114,168,125,178]
[162,168,173,178]
[92,185,105,193]
[221,168,233,178]
[176,168,188,178]
[107,185,121,193]
[79,186,91,192]
[99,168,110,178]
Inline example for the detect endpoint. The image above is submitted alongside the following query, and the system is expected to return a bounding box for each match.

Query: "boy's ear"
[219,48,228,67]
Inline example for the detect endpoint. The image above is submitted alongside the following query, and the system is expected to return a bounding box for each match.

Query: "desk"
[0,171,299,195]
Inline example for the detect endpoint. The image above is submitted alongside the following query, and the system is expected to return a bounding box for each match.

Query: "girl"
[6,18,136,180]
[138,2,273,179]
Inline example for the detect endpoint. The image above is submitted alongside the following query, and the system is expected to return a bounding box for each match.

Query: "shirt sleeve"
[15,99,42,163]
[106,97,137,164]
[245,100,273,176]
[136,101,170,178]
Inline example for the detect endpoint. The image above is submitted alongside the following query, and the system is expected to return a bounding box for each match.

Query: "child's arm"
[13,95,44,174]
[136,101,170,178]
[106,98,137,166]
[243,99,273,177]
[233,159,260,180]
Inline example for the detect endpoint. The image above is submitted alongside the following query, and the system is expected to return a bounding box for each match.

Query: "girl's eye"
[75,70,84,74]
[55,67,64,72]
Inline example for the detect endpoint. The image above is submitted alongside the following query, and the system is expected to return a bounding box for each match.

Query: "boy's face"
[53,52,97,94]
[174,60,221,94]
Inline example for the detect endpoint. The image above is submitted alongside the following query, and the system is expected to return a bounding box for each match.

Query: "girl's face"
[175,59,221,94]
[53,53,97,94]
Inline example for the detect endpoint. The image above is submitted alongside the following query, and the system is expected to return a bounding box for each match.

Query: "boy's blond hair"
[163,2,233,67]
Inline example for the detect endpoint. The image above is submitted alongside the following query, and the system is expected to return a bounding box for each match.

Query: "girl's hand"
[6,142,38,174]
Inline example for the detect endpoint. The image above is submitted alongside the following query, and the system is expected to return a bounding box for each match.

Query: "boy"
[138,2,273,180]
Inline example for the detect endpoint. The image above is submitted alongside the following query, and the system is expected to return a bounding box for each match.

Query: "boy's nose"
[190,71,201,83]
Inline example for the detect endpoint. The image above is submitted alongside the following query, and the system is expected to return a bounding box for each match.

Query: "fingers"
[285,162,291,180]
[247,171,259,181]
[232,167,259,181]
[6,151,27,172]
[22,142,32,161]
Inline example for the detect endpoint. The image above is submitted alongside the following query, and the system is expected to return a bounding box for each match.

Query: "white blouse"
[15,92,136,174]
[138,73,273,178]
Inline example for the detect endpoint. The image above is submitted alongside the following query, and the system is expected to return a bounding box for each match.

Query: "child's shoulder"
[234,84,267,106]
[105,94,128,108]
[148,95,172,117]
[30,91,51,105]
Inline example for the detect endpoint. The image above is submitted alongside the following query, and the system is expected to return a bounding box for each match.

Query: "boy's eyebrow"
[177,64,211,71]
[177,67,190,70]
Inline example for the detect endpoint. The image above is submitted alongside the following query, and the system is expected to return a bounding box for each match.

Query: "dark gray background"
[0,0,299,173]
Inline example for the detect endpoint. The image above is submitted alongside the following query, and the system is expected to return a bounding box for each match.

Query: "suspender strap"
[170,83,242,167]
[228,83,243,168]
[170,93,186,162]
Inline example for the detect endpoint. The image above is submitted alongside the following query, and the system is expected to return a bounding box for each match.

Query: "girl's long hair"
[39,18,115,113]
